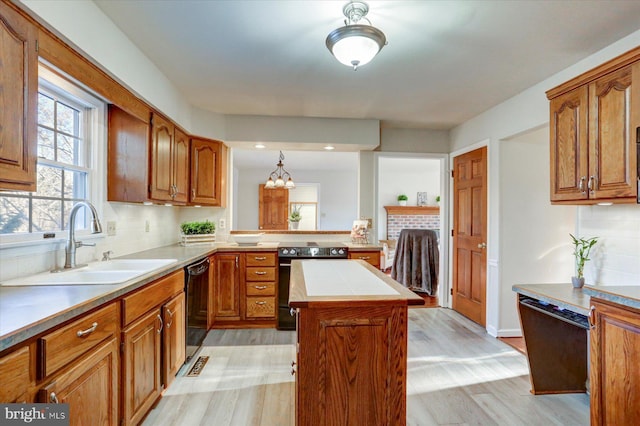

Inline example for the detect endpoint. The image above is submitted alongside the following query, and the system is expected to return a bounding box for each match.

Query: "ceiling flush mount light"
[265,151,295,189]
[326,1,387,71]
[324,145,335,150]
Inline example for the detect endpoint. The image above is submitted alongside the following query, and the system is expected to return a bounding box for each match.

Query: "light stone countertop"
[512,283,591,315]
[0,240,381,352]
[582,285,640,310]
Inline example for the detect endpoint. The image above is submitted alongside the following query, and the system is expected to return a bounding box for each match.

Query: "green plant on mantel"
[570,234,598,278]
[397,194,408,202]
[180,220,216,235]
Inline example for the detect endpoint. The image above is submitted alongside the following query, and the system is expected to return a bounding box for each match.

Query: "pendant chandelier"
[326,1,387,71]
[265,151,295,189]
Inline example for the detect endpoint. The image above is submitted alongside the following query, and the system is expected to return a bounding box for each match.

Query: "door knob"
[477,242,487,249]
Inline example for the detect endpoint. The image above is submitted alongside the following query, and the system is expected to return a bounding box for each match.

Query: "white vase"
[399,200,407,206]
[290,222,299,230]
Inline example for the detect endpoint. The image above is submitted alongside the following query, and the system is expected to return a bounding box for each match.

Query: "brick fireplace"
[384,205,440,240]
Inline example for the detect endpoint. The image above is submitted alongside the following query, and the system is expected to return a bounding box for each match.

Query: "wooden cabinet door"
[0,2,38,191]
[39,337,118,426]
[258,186,289,230]
[163,292,186,388]
[107,105,149,202]
[172,127,190,204]
[122,309,162,426]
[149,113,174,201]
[190,138,227,206]
[349,251,381,268]
[212,254,241,321]
[549,86,589,202]
[590,299,640,425]
[588,63,639,200]
[0,345,32,403]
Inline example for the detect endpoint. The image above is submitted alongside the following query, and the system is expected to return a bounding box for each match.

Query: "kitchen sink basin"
[1,258,178,286]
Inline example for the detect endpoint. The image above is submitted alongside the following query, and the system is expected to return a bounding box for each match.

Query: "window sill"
[0,233,105,258]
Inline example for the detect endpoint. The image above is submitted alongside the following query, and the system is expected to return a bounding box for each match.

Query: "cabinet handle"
[254,271,267,275]
[254,285,268,290]
[254,256,267,261]
[588,175,596,193]
[255,301,267,305]
[579,176,586,194]
[360,256,370,260]
[290,308,296,317]
[77,322,98,337]
[166,308,174,329]
[588,305,596,329]
[157,314,164,334]
[235,256,239,268]
[50,392,59,404]
[191,188,196,199]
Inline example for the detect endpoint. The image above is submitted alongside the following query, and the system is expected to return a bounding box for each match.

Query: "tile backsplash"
[579,204,640,286]
[0,203,226,282]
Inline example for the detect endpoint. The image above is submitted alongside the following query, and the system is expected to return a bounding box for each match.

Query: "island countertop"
[582,285,640,311]
[289,259,424,307]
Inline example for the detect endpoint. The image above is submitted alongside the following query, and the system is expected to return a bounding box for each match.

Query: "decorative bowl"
[232,233,264,246]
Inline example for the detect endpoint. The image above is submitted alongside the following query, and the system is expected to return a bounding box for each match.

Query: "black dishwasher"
[185,257,210,361]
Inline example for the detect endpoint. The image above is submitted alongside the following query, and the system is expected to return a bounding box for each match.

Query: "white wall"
[376,157,441,240]
[449,28,640,336]
[579,205,640,286]
[498,127,576,335]
[380,128,450,154]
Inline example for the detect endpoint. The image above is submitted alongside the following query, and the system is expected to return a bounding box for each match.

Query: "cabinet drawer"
[246,281,276,296]
[246,267,276,282]
[349,252,380,267]
[122,270,184,326]
[39,303,118,379]
[246,297,276,318]
[0,345,32,402]
[245,253,276,267]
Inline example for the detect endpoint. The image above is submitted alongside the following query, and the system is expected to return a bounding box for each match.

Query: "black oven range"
[277,242,348,330]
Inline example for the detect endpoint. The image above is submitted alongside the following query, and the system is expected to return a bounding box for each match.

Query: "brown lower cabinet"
[163,292,186,388]
[39,338,119,426]
[0,345,33,403]
[590,298,640,425]
[348,250,381,269]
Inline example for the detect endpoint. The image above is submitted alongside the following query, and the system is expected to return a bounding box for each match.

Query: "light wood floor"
[143,308,589,426]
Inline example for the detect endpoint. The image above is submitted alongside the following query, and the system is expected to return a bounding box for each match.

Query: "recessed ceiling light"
[324,145,335,150]
[255,143,266,149]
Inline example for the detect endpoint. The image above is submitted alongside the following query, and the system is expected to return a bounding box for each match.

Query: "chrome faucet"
[64,201,103,269]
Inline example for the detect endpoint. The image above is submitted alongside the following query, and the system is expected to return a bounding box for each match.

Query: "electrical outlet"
[219,218,226,230]
[107,221,117,236]
[145,220,150,233]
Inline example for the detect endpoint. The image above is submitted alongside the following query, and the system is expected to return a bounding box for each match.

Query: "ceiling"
[94,0,640,130]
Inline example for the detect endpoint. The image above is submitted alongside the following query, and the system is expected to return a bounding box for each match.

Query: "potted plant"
[435,195,441,204]
[289,207,301,230]
[570,233,598,288]
[180,220,216,245]
[397,194,408,206]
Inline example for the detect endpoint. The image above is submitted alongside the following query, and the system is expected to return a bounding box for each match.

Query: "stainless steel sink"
[1,258,177,286]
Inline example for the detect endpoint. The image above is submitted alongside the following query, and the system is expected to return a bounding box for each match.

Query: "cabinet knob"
[290,308,296,317]
[50,392,59,404]
[477,242,487,249]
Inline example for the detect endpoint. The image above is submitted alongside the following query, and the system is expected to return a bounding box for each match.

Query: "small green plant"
[289,206,301,222]
[435,195,441,203]
[180,220,216,235]
[397,194,408,201]
[570,234,598,278]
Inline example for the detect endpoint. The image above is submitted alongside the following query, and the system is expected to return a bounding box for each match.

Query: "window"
[0,65,104,237]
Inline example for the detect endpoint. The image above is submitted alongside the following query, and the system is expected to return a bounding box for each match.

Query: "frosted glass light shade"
[326,24,386,70]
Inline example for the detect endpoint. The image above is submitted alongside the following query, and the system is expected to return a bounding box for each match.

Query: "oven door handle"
[279,263,292,267]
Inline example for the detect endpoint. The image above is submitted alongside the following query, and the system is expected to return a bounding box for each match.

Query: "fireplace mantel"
[384,205,440,215]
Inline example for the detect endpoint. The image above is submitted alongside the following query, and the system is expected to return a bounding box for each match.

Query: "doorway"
[451,147,488,326]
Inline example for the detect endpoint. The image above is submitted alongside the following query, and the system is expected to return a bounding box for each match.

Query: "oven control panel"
[279,246,347,258]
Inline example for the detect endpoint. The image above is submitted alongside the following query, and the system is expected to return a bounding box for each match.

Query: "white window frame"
[0,64,106,249]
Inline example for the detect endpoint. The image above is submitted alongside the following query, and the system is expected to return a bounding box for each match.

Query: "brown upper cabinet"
[190,138,227,206]
[0,2,38,191]
[149,112,189,204]
[547,49,640,204]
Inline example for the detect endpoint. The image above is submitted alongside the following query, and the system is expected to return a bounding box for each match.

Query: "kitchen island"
[289,259,423,426]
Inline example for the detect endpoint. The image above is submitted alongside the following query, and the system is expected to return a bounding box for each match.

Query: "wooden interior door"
[258,185,289,230]
[452,147,487,326]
